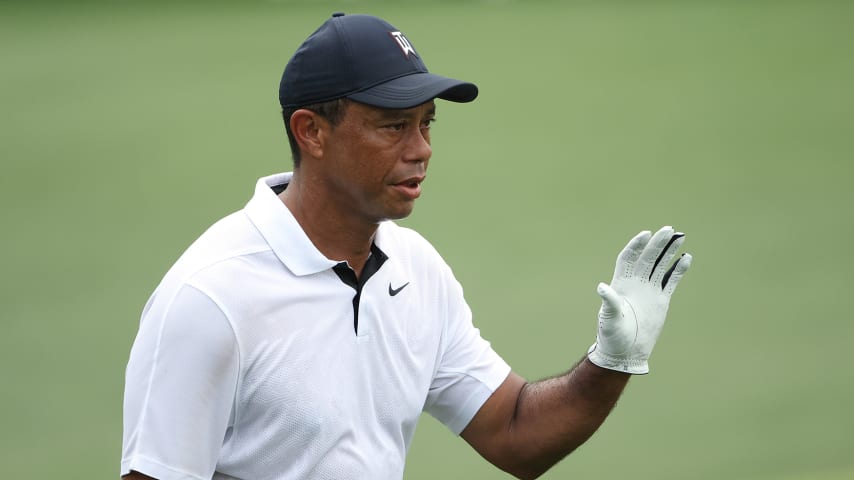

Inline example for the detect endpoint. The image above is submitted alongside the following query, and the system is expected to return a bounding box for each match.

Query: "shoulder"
[377,221,439,253]
[376,221,448,266]
[176,210,270,270]
[147,209,275,312]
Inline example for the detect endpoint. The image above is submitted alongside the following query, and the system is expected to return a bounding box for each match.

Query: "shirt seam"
[183,281,243,432]
[133,250,256,469]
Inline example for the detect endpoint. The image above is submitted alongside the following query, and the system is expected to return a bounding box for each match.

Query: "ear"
[290,109,328,159]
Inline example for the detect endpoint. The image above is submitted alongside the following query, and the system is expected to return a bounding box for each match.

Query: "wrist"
[587,343,650,375]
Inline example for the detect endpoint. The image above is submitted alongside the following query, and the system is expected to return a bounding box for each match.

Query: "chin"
[381,206,415,222]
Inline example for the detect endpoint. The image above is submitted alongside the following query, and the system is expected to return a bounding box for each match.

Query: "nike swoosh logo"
[388,282,410,296]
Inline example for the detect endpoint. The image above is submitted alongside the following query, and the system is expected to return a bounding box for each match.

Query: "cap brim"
[347,72,478,109]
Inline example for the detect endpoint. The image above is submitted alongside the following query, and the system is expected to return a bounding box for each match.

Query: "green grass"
[2,0,852,478]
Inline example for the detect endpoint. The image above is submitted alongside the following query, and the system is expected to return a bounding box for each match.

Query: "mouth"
[400,178,422,188]
[392,176,425,200]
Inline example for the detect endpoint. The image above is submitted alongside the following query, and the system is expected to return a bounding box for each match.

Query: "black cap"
[279,13,478,109]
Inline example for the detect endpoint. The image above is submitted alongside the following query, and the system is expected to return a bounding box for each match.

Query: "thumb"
[597,282,622,318]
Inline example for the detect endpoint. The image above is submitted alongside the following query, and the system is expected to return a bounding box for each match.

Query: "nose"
[403,126,432,164]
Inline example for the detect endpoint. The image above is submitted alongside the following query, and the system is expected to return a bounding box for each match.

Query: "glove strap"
[587,343,650,375]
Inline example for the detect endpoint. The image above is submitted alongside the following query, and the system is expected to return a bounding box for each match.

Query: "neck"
[279,172,378,276]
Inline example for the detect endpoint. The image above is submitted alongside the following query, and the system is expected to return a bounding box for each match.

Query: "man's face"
[319,100,436,223]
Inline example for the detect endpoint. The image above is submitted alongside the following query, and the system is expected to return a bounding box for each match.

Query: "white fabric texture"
[121,173,511,480]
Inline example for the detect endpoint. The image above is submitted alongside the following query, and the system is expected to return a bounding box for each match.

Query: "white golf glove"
[587,226,693,374]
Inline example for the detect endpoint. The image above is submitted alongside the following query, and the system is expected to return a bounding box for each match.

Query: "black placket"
[332,243,388,334]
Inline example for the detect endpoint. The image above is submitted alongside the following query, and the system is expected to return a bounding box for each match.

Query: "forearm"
[507,358,629,478]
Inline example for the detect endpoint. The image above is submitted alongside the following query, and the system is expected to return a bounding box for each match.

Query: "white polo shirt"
[121,172,511,480]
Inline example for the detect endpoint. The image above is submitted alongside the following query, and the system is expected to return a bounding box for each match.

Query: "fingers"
[596,282,622,318]
[649,232,685,285]
[612,230,652,281]
[663,252,692,295]
[635,226,676,282]
[613,226,690,291]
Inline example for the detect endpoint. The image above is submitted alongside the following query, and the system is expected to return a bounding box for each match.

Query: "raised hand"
[588,226,693,374]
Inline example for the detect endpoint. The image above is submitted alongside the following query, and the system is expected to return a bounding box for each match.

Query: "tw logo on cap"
[390,31,418,58]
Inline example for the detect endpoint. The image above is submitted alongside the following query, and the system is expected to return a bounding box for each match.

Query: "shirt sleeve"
[423,267,511,435]
[121,283,239,480]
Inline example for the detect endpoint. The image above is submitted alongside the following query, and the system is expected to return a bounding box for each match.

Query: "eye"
[421,118,436,130]
[385,122,405,131]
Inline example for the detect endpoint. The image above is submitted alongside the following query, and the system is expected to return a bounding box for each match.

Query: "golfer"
[121,13,692,480]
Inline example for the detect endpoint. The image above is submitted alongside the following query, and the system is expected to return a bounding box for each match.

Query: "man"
[121,13,692,480]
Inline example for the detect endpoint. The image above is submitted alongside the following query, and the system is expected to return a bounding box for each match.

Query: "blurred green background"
[2,0,852,478]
